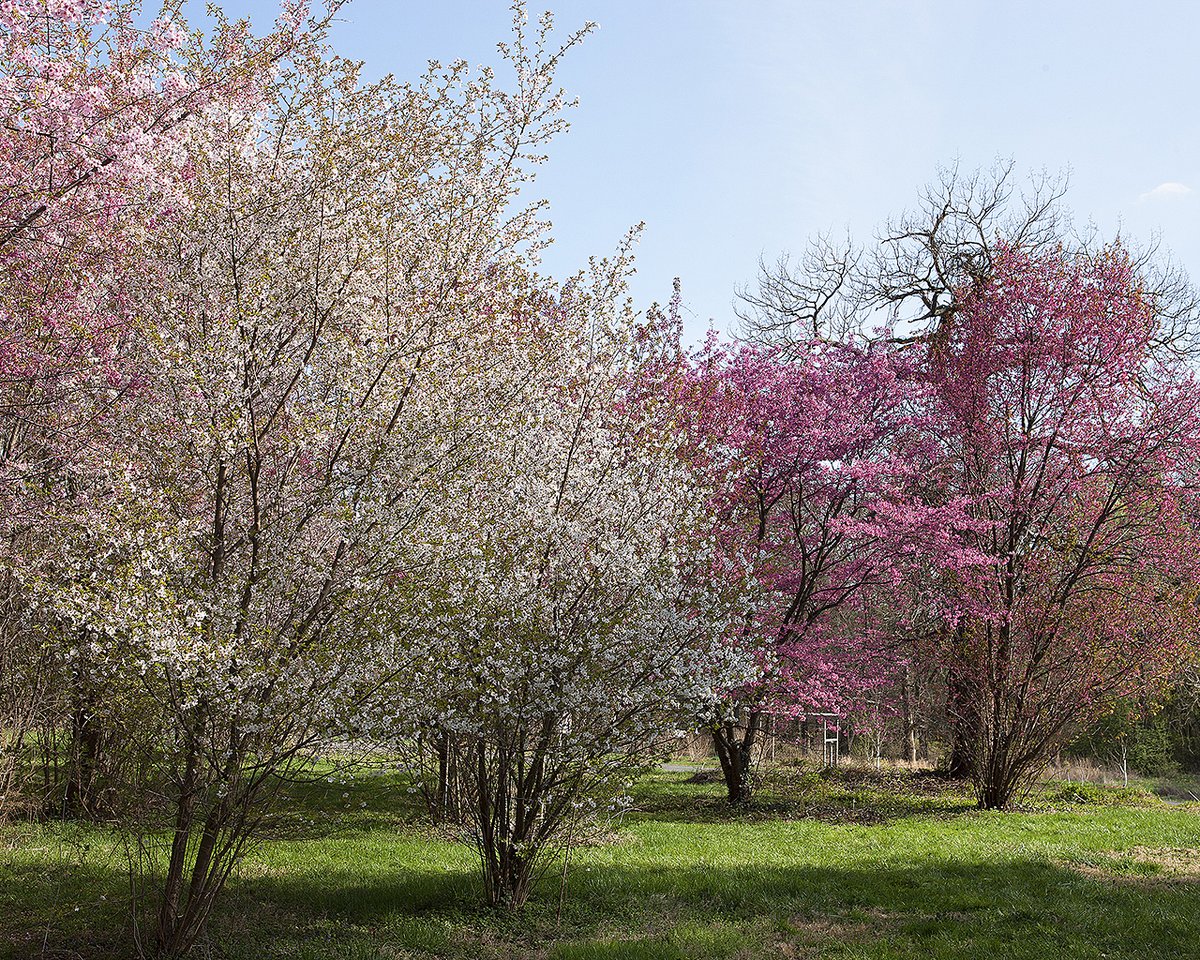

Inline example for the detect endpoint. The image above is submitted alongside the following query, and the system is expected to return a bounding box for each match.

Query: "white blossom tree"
[372,262,757,909]
[30,6,591,953]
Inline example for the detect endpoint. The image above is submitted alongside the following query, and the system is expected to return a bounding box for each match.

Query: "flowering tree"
[923,243,1200,809]
[739,165,1200,780]
[0,0,317,819]
[675,337,968,803]
[374,265,754,909]
[26,4,592,952]
[0,0,310,482]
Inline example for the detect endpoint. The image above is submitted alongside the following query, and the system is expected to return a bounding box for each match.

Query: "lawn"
[3,763,1200,959]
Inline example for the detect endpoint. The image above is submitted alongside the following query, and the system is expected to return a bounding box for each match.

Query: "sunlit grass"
[4,763,1200,958]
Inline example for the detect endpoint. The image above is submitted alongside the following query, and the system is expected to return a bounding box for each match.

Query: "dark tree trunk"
[63,686,103,818]
[948,725,975,779]
[155,732,254,956]
[437,732,450,811]
[711,710,761,805]
[945,660,979,780]
[470,736,544,910]
[63,632,105,819]
[976,755,1017,810]
[157,739,201,956]
[433,728,460,822]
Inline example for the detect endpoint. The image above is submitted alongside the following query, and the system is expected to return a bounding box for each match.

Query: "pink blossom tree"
[737,165,1200,779]
[0,0,312,464]
[922,242,1200,809]
[675,335,967,803]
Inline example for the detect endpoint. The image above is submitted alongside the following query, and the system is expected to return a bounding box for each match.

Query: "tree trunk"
[711,710,761,805]
[472,738,540,910]
[157,740,201,955]
[63,635,104,818]
[434,729,460,822]
[948,727,974,779]
[978,782,1009,810]
[976,748,1018,810]
[64,695,100,817]
[945,666,978,780]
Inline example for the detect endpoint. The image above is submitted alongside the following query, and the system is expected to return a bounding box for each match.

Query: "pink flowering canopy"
[0,0,312,544]
[673,334,973,719]
[923,242,1200,747]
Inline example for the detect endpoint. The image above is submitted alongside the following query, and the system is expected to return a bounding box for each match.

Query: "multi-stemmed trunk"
[954,618,1077,810]
[458,725,577,911]
[711,709,762,805]
[150,716,270,957]
[973,718,1016,810]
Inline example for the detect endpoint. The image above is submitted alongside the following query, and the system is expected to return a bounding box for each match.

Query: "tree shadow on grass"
[254,768,430,841]
[225,852,1200,959]
[8,830,1200,959]
[0,857,133,960]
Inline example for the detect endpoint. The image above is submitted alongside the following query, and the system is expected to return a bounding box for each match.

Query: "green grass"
[3,763,1200,959]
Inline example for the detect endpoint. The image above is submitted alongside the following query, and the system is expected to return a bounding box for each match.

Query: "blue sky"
[200,1,1200,339]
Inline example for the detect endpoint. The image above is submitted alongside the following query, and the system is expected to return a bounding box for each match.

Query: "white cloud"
[1138,181,1194,202]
